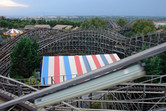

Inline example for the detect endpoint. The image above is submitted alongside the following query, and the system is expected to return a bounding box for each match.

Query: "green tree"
[144,55,162,75]
[81,18,108,29]
[30,19,36,25]
[8,23,14,29]
[37,19,46,24]
[0,16,6,20]
[48,20,57,27]
[140,45,166,76]
[142,52,166,80]
[124,31,135,37]
[163,26,166,31]
[80,19,90,28]
[13,23,19,29]
[0,20,8,27]
[73,22,81,27]
[132,20,156,36]
[10,38,40,78]
[117,18,127,27]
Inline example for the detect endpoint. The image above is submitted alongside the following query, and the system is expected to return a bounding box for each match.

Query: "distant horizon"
[4,15,166,18]
[0,0,166,17]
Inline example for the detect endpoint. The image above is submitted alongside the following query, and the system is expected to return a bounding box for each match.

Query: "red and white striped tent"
[41,54,120,85]
[3,29,23,37]
[6,29,22,34]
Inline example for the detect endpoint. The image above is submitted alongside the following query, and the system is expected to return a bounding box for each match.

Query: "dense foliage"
[132,20,156,36]
[10,38,40,78]
[164,26,166,31]
[117,18,127,27]
[123,31,135,37]
[143,52,166,76]
[0,18,81,29]
[47,20,81,27]
[26,72,41,85]
[157,25,166,30]
[140,46,166,76]
[81,18,108,29]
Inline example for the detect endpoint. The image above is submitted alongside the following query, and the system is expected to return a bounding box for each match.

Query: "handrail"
[14,74,166,86]
[0,75,79,110]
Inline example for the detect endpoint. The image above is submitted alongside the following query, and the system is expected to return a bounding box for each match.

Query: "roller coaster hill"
[0,20,166,111]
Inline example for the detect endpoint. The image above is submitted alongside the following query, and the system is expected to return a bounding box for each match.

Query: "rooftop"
[34,25,51,29]
[24,25,35,30]
[52,25,68,30]
[65,25,73,30]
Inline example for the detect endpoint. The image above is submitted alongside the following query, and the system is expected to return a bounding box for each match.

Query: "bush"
[26,77,41,85]
[26,71,41,85]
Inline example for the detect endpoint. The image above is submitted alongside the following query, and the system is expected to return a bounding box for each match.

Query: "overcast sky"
[0,0,166,17]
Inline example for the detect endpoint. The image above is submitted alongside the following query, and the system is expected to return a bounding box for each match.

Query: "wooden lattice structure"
[0,28,166,75]
[0,28,166,111]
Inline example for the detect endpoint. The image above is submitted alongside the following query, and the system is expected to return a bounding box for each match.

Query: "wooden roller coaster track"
[0,28,166,110]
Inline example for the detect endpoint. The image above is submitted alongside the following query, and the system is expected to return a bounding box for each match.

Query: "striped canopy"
[41,54,120,85]
[6,29,22,34]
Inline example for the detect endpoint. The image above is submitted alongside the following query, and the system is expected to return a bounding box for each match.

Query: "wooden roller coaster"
[0,22,166,110]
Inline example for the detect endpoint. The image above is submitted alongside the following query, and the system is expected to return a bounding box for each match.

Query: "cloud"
[0,0,29,8]
[0,7,10,10]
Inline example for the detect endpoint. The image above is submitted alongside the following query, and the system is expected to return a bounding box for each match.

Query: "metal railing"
[14,74,166,86]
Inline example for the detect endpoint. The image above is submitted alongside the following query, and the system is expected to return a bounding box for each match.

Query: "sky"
[0,0,166,17]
